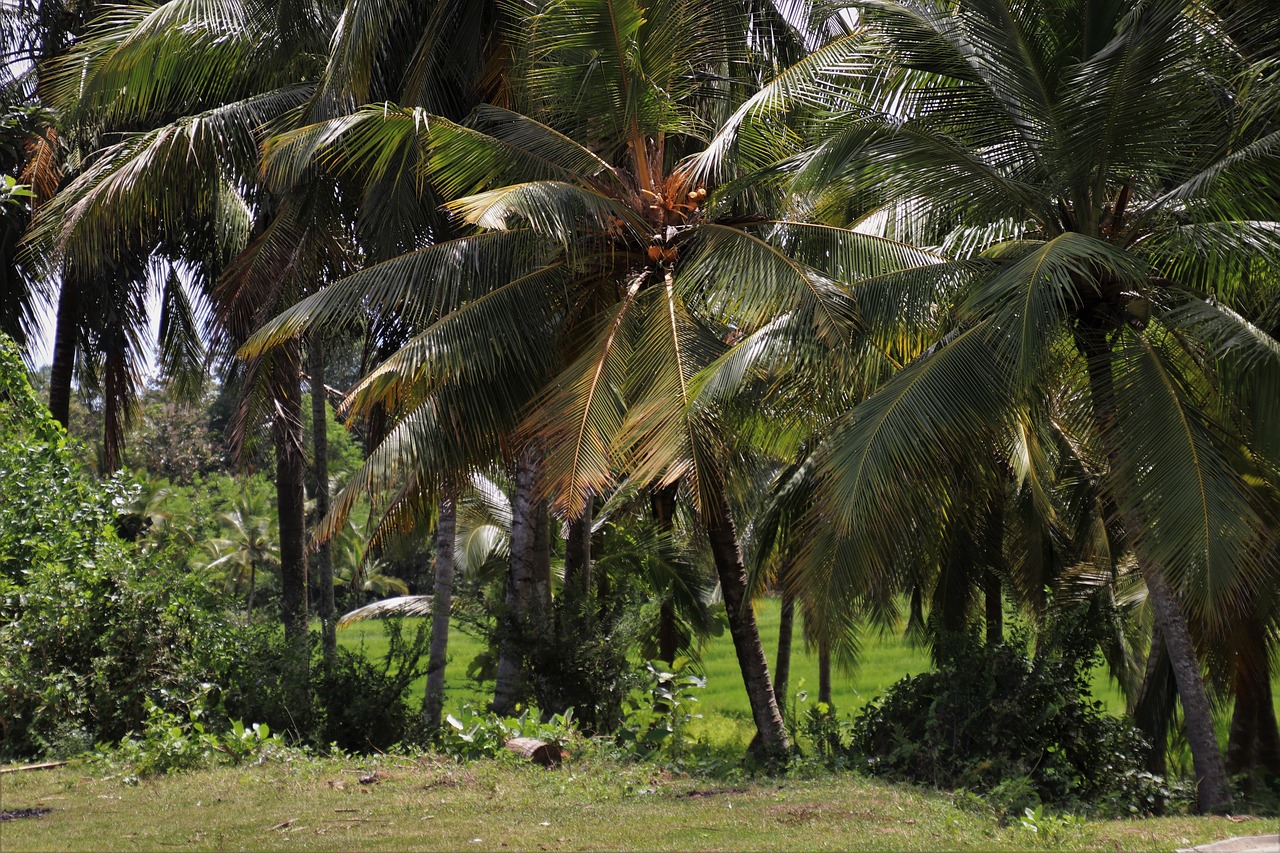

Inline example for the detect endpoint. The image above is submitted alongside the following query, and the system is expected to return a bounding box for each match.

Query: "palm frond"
[1107,324,1270,624]
[242,230,555,353]
[963,232,1149,381]
[446,181,646,252]
[337,594,434,627]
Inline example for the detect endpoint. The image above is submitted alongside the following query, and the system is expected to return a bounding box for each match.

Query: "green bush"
[315,618,428,752]
[438,703,576,762]
[0,337,427,761]
[0,336,256,757]
[846,634,1188,816]
[525,596,641,733]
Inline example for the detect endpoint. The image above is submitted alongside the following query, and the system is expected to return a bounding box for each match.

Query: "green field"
[338,597,1134,744]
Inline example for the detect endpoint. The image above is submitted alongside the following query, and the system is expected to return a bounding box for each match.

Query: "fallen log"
[0,761,69,774]
[504,737,564,767]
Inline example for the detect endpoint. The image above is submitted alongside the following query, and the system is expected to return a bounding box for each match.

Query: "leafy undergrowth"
[0,757,1269,851]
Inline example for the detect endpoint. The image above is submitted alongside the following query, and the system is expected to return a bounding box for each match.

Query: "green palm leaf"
[1107,324,1269,623]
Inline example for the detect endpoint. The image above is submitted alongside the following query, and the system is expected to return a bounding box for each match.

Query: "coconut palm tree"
[202,491,281,617]
[245,0,945,758]
[718,0,1280,811]
[28,0,360,664]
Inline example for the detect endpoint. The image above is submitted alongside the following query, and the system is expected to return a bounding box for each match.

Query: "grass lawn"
[1,756,1270,851]
[338,596,1130,747]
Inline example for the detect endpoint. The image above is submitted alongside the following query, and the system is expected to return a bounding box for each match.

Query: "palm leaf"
[1107,324,1270,624]
[337,595,434,627]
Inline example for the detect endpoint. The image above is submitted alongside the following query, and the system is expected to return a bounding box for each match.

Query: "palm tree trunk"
[247,562,257,619]
[1078,328,1231,814]
[657,598,679,665]
[493,446,539,715]
[563,498,593,601]
[651,485,679,664]
[705,488,789,761]
[1133,626,1176,775]
[1256,676,1280,777]
[48,280,77,429]
[817,636,832,707]
[1142,569,1231,811]
[531,495,552,637]
[773,586,795,709]
[1227,618,1280,780]
[937,521,972,638]
[309,338,336,672]
[984,571,1002,646]
[424,493,457,732]
[984,490,1004,645]
[274,342,309,652]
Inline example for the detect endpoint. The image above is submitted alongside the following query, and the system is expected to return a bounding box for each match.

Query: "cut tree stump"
[504,737,564,767]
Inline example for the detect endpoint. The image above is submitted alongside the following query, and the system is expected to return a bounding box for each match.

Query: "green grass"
[338,597,1130,743]
[2,757,1270,851]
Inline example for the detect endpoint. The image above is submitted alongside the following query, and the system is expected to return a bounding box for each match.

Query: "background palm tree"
[201,490,281,617]
[714,0,1280,811]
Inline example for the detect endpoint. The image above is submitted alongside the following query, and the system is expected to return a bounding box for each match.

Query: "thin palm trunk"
[246,562,257,618]
[1133,627,1176,775]
[274,342,309,653]
[424,493,457,732]
[773,585,795,709]
[984,491,1004,645]
[531,494,552,636]
[493,446,540,715]
[1227,618,1280,781]
[984,571,1002,646]
[652,485,679,664]
[309,337,336,672]
[817,636,832,707]
[1079,328,1231,814]
[563,498,593,601]
[705,488,789,760]
[48,280,77,429]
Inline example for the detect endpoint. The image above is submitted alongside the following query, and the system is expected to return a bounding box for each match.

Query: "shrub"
[314,618,428,752]
[438,703,577,762]
[525,596,641,733]
[0,336,426,761]
[846,633,1184,815]
[615,659,706,759]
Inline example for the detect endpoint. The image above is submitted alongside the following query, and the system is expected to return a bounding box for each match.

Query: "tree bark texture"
[274,342,309,647]
[309,338,336,671]
[424,494,457,732]
[705,489,790,760]
[818,636,832,707]
[1226,618,1280,781]
[984,489,1004,645]
[938,522,972,637]
[1078,328,1231,814]
[492,446,540,715]
[652,485,680,664]
[563,498,593,601]
[531,494,552,636]
[48,279,77,429]
[984,571,1002,646]
[774,586,795,709]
